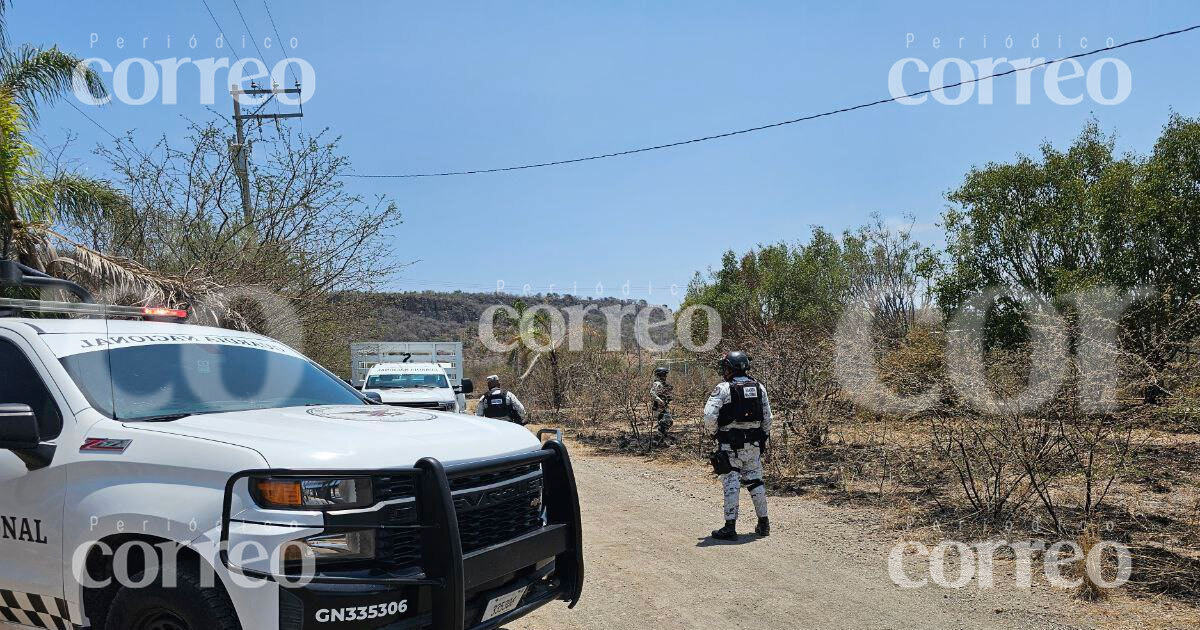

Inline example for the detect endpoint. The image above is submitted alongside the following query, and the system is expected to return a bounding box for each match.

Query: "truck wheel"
[104,566,241,630]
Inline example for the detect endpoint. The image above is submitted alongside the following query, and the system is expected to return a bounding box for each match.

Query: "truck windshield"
[366,373,449,389]
[59,344,365,420]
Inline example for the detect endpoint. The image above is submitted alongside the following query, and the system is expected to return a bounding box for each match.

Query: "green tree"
[684,216,936,343]
[937,120,1140,311]
[684,227,853,342]
[937,116,1200,391]
[0,1,116,270]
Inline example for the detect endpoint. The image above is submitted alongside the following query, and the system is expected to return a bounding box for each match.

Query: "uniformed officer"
[702,351,772,540]
[650,366,674,437]
[475,375,528,425]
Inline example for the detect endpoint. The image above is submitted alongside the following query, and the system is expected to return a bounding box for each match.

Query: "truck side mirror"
[0,404,41,449]
[362,391,383,404]
[0,404,54,470]
[458,378,474,395]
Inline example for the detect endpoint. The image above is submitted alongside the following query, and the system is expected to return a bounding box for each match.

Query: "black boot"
[755,517,770,537]
[712,520,738,541]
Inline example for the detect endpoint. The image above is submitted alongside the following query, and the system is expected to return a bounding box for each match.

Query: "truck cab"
[0,262,583,630]
[361,363,466,413]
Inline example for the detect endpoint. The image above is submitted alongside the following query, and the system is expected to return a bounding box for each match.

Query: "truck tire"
[104,566,242,630]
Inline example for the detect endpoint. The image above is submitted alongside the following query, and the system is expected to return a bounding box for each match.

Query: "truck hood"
[123,405,539,469]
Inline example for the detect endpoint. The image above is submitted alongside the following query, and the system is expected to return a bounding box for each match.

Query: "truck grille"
[386,401,442,409]
[374,462,545,571]
[452,470,544,553]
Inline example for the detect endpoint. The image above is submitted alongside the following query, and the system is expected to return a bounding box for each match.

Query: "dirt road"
[512,448,1086,630]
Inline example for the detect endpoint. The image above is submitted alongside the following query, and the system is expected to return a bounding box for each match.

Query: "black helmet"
[654,366,669,377]
[718,351,751,373]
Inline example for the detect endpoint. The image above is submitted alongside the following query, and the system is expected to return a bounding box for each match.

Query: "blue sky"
[13,1,1200,306]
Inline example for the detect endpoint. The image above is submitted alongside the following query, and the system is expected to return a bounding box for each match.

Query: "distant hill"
[337,290,666,354]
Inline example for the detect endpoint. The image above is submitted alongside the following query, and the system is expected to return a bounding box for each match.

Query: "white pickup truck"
[361,363,467,413]
[350,343,469,412]
[0,262,583,630]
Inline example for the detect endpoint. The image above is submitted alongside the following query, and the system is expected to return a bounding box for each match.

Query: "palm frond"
[21,171,127,224]
[42,228,236,321]
[0,44,106,123]
[0,1,10,53]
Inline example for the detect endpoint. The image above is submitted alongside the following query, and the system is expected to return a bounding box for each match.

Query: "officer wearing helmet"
[475,375,528,425]
[703,351,772,540]
[650,365,674,437]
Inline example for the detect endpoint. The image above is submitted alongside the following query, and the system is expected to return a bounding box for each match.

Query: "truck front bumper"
[219,440,584,630]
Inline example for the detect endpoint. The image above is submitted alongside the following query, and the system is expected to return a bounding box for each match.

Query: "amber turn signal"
[253,479,303,508]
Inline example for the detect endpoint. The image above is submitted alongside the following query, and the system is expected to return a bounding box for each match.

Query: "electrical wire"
[200,0,242,64]
[263,0,305,130]
[341,23,1200,179]
[231,0,268,64]
[228,0,283,136]
[63,99,159,168]
[66,96,299,178]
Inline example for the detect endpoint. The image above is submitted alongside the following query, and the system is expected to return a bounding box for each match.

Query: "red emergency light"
[141,306,189,320]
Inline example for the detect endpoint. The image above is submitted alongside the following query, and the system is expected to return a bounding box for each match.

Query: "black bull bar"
[219,439,585,629]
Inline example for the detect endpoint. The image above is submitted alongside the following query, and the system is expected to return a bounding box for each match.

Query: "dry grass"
[565,410,1200,617]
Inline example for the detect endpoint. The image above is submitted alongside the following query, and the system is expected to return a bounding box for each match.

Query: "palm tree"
[497,300,565,413]
[0,1,184,301]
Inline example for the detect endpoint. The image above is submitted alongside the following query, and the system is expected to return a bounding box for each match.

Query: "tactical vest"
[482,388,513,418]
[717,378,764,430]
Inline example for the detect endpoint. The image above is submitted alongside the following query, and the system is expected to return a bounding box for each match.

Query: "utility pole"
[229,83,303,226]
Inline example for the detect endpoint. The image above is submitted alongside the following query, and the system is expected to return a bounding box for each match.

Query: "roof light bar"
[0,298,188,320]
[141,306,189,319]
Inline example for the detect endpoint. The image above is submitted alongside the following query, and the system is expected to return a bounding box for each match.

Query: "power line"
[341,23,1200,179]
[263,0,304,129]
[231,0,268,63]
[199,0,242,64]
[63,99,121,142]
[230,0,283,133]
[63,99,159,166]
[66,95,300,178]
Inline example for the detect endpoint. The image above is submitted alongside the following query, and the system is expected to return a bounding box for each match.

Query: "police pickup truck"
[0,261,583,630]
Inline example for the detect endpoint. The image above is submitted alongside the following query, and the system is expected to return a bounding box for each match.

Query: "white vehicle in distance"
[0,261,583,630]
[361,363,471,413]
[350,343,469,411]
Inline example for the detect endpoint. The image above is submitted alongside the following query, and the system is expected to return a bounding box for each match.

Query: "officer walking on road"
[475,375,528,425]
[703,351,771,540]
[650,365,674,437]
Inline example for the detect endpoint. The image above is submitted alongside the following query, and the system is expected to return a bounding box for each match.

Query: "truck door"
[0,335,68,608]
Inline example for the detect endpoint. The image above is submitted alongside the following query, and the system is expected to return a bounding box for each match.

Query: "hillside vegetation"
[327,290,658,376]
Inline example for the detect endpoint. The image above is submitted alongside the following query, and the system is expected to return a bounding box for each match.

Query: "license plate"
[481,586,528,622]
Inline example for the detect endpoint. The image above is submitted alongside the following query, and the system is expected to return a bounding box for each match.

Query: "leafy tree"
[937,116,1200,393]
[684,227,853,342]
[685,216,936,343]
[937,121,1140,310]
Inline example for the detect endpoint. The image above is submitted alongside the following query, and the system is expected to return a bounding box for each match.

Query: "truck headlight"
[251,477,374,510]
[284,531,377,566]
